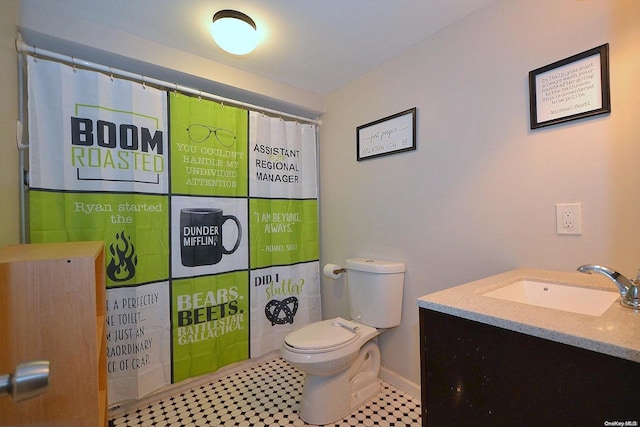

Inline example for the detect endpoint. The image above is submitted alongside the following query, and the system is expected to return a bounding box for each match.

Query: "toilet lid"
[284,318,360,351]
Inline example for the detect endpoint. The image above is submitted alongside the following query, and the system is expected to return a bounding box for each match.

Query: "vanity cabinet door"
[420,308,640,427]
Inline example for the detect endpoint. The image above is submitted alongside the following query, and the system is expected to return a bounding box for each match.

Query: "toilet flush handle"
[331,317,360,333]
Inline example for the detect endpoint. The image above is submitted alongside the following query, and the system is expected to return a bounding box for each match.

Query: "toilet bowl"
[281,257,406,425]
[281,317,382,425]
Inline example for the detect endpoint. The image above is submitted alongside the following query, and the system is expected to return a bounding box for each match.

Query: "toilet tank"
[346,257,405,328]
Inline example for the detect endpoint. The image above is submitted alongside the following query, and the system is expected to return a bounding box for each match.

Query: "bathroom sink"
[483,280,619,316]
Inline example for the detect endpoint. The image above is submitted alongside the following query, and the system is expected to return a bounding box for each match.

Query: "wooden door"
[0,242,106,427]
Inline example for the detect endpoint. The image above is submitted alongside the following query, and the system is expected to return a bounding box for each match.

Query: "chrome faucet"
[577,264,640,309]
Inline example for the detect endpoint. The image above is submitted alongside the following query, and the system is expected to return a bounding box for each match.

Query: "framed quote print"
[356,108,416,161]
[529,44,610,129]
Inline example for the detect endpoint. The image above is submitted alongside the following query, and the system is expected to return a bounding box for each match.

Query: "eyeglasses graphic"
[186,124,237,147]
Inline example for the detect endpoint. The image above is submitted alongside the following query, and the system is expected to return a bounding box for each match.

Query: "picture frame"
[529,44,610,129]
[356,107,416,161]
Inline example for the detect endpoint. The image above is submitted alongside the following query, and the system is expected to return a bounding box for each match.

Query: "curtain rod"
[15,36,321,126]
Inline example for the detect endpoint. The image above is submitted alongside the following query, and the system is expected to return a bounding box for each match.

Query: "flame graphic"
[107,231,138,282]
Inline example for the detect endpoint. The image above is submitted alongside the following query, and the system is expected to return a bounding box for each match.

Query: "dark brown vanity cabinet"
[420,308,640,427]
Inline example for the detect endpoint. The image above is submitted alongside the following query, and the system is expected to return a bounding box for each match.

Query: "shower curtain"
[26,57,321,405]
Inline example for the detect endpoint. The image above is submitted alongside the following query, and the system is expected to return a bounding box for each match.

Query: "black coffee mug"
[180,208,242,267]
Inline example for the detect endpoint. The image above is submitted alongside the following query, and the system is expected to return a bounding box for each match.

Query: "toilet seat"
[284,318,362,353]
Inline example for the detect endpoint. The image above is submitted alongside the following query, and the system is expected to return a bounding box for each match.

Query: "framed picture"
[529,44,610,129]
[356,107,416,161]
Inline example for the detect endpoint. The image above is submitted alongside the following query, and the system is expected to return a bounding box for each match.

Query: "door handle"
[0,360,50,402]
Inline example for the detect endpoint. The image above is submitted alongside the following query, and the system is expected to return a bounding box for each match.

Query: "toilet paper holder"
[323,263,346,279]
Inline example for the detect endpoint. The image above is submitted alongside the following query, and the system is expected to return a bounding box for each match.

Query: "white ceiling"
[20,0,495,96]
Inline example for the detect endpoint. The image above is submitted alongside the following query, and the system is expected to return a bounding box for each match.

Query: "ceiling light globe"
[211,10,258,55]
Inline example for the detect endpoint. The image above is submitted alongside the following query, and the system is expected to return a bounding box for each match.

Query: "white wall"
[17,1,323,119]
[319,0,640,388]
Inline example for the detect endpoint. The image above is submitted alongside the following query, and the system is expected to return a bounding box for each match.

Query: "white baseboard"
[379,366,421,402]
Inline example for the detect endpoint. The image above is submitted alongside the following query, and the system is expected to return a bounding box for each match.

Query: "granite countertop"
[417,268,640,363]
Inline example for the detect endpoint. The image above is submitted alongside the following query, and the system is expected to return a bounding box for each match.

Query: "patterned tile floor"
[110,357,421,426]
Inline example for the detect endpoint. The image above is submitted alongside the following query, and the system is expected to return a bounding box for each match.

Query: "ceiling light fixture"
[211,9,258,55]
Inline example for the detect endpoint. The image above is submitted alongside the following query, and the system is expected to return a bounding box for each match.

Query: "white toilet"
[281,257,405,425]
